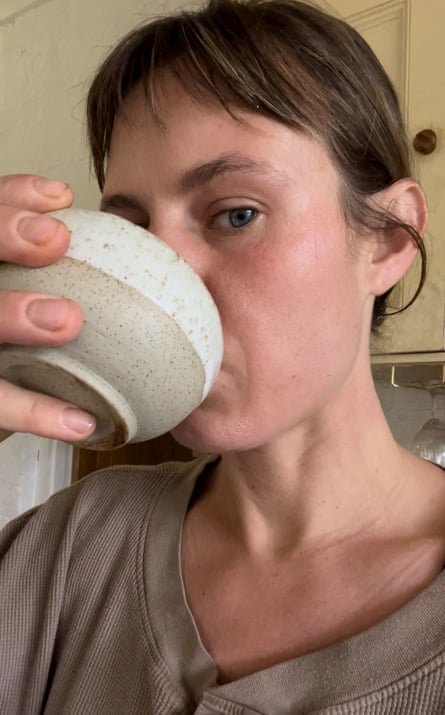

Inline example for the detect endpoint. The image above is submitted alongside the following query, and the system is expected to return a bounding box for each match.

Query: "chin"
[170,376,293,454]
[169,385,227,453]
[170,419,225,455]
[170,405,269,455]
[169,402,233,454]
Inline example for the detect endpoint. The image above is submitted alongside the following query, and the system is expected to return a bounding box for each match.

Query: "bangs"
[87,1,333,189]
[86,0,422,329]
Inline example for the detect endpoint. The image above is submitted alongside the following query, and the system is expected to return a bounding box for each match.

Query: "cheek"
[211,228,361,349]
[175,236,366,450]
[207,243,368,434]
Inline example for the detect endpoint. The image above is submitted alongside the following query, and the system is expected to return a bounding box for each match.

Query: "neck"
[198,373,411,558]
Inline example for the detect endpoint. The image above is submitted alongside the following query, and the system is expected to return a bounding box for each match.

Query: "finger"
[0,174,73,213]
[0,292,83,346]
[0,206,71,266]
[0,379,96,441]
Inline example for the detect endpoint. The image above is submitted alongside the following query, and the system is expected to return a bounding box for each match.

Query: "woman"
[1,1,445,712]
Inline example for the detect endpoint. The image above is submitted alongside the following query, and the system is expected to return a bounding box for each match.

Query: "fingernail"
[18,216,59,244]
[61,407,95,434]
[26,298,70,331]
[34,178,69,198]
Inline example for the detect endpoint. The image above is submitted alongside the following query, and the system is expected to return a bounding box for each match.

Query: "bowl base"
[0,346,138,450]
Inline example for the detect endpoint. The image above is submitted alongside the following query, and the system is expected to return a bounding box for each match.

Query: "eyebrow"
[101,152,289,211]
[176,153,289,192]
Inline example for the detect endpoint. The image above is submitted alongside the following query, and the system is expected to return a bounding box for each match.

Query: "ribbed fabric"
[1,457,445,714]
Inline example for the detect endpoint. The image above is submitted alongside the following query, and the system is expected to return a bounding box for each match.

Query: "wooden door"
[328,0,445,356]
[72,432,193,482]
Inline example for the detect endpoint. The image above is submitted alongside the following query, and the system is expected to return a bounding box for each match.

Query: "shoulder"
[0,456,210,558]
[0,455,215,713]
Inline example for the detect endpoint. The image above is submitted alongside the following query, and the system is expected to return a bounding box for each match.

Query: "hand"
[0,175,96,441]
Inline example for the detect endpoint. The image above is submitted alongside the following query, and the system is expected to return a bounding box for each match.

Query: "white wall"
[0,0,194,204]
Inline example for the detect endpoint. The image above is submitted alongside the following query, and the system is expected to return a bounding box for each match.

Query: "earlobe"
[368,179,427,297]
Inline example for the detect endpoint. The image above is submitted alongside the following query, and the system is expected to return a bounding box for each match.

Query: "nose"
[148,216,212,284]
[148,214,224,324]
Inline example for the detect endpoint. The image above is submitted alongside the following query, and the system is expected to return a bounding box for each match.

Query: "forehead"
[107,81,341,192]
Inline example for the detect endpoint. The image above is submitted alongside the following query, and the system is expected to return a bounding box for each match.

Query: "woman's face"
[102,80,375,452]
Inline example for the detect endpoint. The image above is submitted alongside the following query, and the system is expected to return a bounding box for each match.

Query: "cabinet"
[332,0,445,362]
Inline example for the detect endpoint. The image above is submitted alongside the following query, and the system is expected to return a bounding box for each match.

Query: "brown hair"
[86,0,426,330]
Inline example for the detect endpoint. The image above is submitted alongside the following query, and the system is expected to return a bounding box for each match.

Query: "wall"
[0,0,186,207]
[0,0,187,526]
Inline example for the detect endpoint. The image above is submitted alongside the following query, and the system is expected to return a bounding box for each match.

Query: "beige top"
[1,456,445,714]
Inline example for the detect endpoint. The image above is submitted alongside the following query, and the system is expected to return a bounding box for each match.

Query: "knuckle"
[0,206,18,234]
[0,292,82,348]
[0,174,19,192]
[27,393,42,430]
[18,388,51,434]
[0,291,46,342]
[0,174,72,212]
[0,293,23,334]
[0,209,70,266]
[0,377,61,437]
[0,173,33,197]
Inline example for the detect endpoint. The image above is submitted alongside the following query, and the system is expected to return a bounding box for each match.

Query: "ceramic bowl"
[0,208,223,450]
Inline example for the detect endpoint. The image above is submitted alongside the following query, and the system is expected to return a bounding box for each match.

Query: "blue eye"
[215,207,257,230]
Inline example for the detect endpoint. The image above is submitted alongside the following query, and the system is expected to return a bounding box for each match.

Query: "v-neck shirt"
[1,456,445,713]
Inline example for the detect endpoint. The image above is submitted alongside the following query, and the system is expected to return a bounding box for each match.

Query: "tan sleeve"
[0,485,82,714]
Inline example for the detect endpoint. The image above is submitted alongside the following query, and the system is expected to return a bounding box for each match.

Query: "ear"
[367,179,427,297]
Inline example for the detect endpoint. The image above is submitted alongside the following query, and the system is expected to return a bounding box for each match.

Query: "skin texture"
[102,80,425,470]
[100,80,432,525]
[104,85,378,454]
[0,79,441,681]
[101,82,445,681]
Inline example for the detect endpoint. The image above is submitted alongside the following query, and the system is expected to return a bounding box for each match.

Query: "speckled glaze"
[0,209,223,449]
